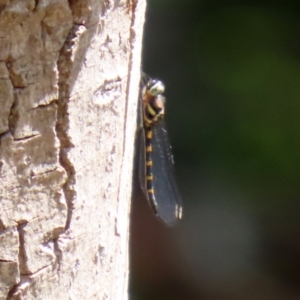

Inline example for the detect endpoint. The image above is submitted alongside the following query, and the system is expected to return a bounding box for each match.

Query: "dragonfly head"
[147,79,165,97]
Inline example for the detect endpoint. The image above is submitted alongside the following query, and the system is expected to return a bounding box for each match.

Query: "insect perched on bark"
[138,73,183,226]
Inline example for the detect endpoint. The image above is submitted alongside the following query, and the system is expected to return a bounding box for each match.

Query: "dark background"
[130,1,300,299]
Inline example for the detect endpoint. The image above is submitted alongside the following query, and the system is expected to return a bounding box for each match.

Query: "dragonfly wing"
[151,120,183,226]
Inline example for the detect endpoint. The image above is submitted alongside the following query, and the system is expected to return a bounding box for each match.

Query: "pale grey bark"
[0,0,146,299]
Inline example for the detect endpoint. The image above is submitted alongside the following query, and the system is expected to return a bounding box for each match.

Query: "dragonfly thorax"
[143,95,165,126]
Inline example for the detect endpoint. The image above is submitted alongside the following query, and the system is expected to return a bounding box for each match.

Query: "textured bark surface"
[0,0,146,299]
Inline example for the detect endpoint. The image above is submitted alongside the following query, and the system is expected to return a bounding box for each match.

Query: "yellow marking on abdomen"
[146,130,153,139]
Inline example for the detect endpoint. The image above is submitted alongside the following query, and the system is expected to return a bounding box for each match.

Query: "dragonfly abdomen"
[144,125,158,213]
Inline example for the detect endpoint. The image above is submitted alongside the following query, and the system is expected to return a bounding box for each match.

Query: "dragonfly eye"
[147,80,165,96]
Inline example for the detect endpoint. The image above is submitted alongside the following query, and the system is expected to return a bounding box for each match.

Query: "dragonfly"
[138,73,183,226]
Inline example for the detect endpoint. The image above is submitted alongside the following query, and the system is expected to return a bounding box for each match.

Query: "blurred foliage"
[195,7,300,196]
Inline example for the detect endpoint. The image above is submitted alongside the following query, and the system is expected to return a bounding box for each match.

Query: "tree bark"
[0,0,146,299]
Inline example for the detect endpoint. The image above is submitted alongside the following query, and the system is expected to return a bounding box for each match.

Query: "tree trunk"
[0,0,146,299]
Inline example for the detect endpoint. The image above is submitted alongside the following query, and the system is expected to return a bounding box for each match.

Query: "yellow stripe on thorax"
[146,104,157,116]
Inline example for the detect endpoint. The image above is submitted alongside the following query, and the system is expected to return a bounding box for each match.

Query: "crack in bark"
[6,222,57,298]
[5,222,28,299]
[16,221,28,275]
[0,130,9,144]
[13,133,40,141]
[56,25,86,232]
[7,264,52,299]
[52,237,62,277]
[0,218,5,231]
[0,259,15,263]
[19,263,51,277]
[7,85,18,139]
[26,99,58,112]
[30,167,58,178]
